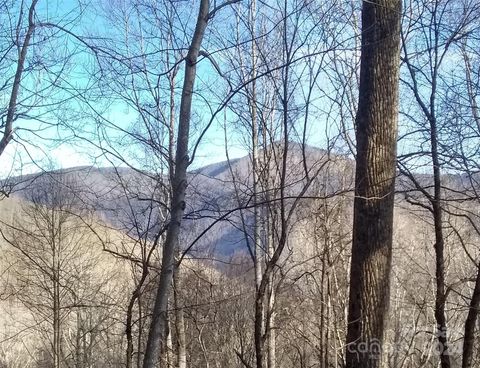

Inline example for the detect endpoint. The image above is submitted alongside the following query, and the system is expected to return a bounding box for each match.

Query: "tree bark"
[142,1,210,367]
[461,44,480,368]
[345,1,401,367]
[173,264,187,368]
[431,121,451,368]
[53,223,61,368]
[266,270,275,368]
[247,1,266,366]
[126,292,136,368]
[462,265,480,368]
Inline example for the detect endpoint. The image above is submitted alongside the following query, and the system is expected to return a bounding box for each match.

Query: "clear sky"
[0,0,354,179]
[0,0,250,179]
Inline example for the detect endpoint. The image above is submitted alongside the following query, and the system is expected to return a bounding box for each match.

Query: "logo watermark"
[346,325,464,359]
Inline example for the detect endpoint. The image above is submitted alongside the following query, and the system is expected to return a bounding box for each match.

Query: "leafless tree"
[399,1,480,367]
[0,174,125,368]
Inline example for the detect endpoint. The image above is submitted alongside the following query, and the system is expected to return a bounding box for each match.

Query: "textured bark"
[345,1,401,367]
[142,1,210,367]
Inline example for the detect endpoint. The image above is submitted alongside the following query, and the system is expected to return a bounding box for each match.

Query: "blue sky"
[1,0,358,179]
[0,0,250,178]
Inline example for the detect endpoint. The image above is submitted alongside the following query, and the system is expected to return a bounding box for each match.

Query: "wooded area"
[1,0,480,367]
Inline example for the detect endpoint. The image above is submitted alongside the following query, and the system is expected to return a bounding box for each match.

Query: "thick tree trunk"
[142,1,210,367]
[345,1,401,367]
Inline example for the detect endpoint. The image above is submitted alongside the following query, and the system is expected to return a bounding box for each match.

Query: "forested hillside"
[1,0,480,368]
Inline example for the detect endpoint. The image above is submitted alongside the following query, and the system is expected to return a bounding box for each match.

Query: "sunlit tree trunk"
[345,0,401,367]
[249,0,265,365]
[142,1,210,367]
[174,263,187,368]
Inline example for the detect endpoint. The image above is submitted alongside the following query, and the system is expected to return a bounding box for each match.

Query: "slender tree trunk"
[127,262,152,368]
[137,296,143,368]
[462,265,480,368]
[53,282,60,368]
[76,311,83,368]
[266,216,275,368]
[168,71,176,185]
[325,277,331,368]
[427,53,450,365]
[0,0,38,157]
[197,325,210,368]
[266,271,275,368]
[173,263,187,368]
[461,44,480,368]
[345,1,401,367]
[53,232,61,368]
[248,1,266,366]
[126,294,136,368]
[142,1,210,367]
[319,229,327,368]
[166,317,173,367]
[431,132,451,368]
[254,292,265,368]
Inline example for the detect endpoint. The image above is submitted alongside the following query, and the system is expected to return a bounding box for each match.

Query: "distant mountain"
[5,143,467,258]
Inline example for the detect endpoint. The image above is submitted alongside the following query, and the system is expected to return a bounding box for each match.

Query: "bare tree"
[142,1,242,367]
[0,0,38,158]
[0,174,125,368]
[399,1,480,367]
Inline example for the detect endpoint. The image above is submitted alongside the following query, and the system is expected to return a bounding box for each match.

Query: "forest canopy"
[1,1,480,368]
